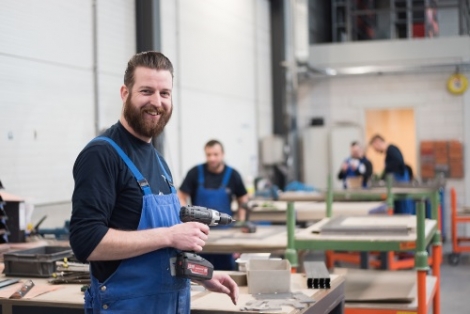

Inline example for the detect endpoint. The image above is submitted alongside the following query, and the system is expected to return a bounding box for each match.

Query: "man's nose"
[149,93,162,106]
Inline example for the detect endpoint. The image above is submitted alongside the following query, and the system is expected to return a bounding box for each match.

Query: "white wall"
[97,0,136,129]
[160,0,272,186]
[0,0,135,204]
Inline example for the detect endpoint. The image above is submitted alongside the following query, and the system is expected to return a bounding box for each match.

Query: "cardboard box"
[420,141,434,155]
[421,163,435,179]
[346,177,362,189]
[448,141,463,158]
[235,253,271,272]
[247,259,291,294]
[450,160,464,178]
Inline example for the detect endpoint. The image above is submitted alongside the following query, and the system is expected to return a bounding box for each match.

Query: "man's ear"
[120,85,129,102]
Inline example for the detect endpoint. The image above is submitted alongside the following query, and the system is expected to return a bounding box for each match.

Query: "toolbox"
[3,246,73,277]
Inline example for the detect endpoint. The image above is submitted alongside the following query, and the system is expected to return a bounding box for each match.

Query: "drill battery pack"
[174,252,214,280]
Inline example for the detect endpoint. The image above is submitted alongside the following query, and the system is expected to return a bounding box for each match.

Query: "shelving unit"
[331,0,443,42]
[283,173,442,314]
[285,200,441,314]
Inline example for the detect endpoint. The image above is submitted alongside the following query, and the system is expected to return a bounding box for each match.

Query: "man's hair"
[205,139,224,152]
[351,141,358,147]
[369,134,385,145]
[124,51,174,89]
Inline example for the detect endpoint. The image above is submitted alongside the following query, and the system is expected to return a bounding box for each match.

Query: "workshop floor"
[32,202,470,313]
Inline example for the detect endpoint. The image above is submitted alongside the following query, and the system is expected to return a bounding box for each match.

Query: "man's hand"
[341,162,348,171]
[200,272,239,305]
[168,222,209,252]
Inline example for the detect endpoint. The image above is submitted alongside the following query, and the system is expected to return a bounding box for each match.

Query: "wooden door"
[365,109,417,178]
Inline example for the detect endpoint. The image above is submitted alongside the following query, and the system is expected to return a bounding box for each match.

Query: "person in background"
[70,51,238,314]
[178,140,248,270]
[337,141,373,189]
[369,134,413,213]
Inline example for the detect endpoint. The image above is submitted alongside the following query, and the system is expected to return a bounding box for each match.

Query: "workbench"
[0,278,83,314]
[203,225,287,254]
[191,273,345,314]
[246,201,387,223]
[0,275,345,314]
[285,201,442,314]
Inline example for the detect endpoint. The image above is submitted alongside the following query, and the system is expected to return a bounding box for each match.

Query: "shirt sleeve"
[231,170,248,198]
[384,145,405,175]
[69,143,118,263]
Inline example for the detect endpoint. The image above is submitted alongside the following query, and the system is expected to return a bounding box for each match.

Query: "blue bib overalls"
[194,164,235,270]
[84,137,190,314]
[393,169,414,215]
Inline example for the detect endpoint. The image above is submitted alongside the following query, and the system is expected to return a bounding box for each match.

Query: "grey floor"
[31,202,470,313]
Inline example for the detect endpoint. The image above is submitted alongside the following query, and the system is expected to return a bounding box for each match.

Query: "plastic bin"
[3,246,73,277]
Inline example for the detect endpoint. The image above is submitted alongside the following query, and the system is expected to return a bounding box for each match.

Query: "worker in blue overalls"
[70,52,238,314]
[337,141,373,189]
[370,134,413,214]
[178,140,249,270]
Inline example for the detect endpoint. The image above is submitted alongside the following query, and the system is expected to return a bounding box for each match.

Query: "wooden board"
[245,201,387,222]
[333,268,415,302]
[203,226,288,253]
[295,218,437,242]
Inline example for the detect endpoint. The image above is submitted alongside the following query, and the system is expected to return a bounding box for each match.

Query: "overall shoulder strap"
[91,136,152,195]
[220,166,233,188]
[197,164,205,186]
[154,150,176,194]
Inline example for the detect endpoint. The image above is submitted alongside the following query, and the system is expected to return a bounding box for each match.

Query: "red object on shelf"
[413,23,425,38]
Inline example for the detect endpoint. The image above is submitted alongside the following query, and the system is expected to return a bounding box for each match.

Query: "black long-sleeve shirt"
[383,144,406,178]
[70,121,173,282]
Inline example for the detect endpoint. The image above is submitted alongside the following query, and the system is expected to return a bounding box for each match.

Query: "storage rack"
[448,187,470,265]
[284,175,442,314]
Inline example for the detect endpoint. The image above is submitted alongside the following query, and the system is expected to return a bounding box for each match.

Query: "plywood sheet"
[319,215,415,236]
[334,268,414,303]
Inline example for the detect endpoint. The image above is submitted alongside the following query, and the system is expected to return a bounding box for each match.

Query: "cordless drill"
[174,205,235,280]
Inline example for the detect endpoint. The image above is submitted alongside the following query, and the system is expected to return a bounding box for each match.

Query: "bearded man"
[70,52,238,314]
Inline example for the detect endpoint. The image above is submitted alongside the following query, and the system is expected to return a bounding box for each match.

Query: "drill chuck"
[180,205,234,226]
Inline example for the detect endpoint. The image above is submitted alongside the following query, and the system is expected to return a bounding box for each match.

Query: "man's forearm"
[237,194,249,221]
[177,190,189,206]
[87,227,171,261]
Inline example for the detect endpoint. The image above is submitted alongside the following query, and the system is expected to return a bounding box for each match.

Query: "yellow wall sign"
[447,73,468,95]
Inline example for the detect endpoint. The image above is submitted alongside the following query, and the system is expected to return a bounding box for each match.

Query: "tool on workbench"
[0,278,19,289]
[10,280,34,299]
[173,205,235,280]
[304,261,331,289]
[30,215,70,240]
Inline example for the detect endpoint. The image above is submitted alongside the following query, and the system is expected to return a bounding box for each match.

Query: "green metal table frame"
[284,174,443,314]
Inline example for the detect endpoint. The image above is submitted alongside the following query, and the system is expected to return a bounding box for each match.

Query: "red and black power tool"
[174,205,235,280]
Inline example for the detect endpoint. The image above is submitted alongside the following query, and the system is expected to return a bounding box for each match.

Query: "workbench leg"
[325,251,333,269]
[432,244,442,314]
[416,201,429,314]
[359,252,369,269]
[417,270,427,314]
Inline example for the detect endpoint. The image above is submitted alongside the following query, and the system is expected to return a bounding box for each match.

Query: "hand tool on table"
[174,205,235,280]
[10,280,34,299]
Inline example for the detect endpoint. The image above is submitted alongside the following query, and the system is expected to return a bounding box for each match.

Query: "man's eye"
[161,92,171,97]
[141,90,151,94]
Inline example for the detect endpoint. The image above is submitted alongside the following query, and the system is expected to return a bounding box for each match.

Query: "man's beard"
[123,94,172,139]
[208,161,223,172]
